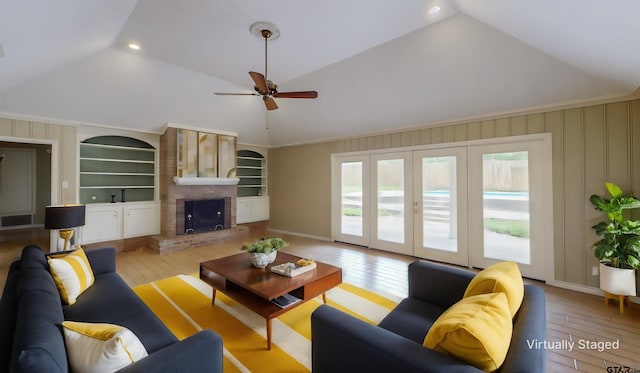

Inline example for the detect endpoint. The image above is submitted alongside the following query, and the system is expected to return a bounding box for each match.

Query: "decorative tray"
[271,261,317,277]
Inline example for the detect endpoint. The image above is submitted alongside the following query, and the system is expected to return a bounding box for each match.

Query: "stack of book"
[271,293,301,308]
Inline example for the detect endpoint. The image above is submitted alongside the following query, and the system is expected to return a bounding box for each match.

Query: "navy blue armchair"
[311,260,546,372]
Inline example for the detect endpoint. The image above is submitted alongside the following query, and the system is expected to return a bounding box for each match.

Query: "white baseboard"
[547,280,603,295]
[265,228,332,242]
[547,279,639,304]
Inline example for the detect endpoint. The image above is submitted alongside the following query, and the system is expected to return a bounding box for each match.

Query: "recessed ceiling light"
[428,6,441,15]
[128,43,141,50]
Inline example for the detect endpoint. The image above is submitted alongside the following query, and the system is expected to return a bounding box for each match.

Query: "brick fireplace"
[148,128,249,254]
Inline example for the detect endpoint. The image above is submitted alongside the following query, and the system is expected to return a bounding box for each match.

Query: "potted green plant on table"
[243,237,289,268]
[590,182,640,297]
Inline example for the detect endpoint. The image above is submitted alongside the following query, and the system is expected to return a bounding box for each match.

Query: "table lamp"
[45,204,86,251]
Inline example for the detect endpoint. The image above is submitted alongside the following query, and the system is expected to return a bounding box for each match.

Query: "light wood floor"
[2,228,640,372]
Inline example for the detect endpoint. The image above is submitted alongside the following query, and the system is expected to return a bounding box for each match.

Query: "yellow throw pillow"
[463,261,524,317]
[424,292,512,372]
[62,321,148,372]
[48,248,95,305]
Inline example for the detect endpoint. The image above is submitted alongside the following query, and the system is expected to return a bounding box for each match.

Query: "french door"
[467,139,552,280]
[413,148,469,267]
[331,134,553,281]
[370,152,413,255]
[331,153,413,254]
[331,155,370,247]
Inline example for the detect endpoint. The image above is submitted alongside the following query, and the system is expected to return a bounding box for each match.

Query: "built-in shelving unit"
[236,150,266,198]
[79,136,156,204]
[236,149,269,223]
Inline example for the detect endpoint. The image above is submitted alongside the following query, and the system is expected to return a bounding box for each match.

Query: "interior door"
[370,152,413,255]
[0,148,35,216]
[413,147,469,266]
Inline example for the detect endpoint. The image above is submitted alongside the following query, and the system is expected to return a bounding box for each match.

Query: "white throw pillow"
[48,248,94,305]
[62,321,148,373]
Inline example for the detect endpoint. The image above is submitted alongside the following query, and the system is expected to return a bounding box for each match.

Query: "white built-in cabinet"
[78,132,160,244]
[236,196,269,224]
[81,201,160,244]
[236,148,269,223]
[122,202,160,238]
[83,204,120,243]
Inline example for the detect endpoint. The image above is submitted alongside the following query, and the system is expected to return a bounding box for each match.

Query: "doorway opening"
[0,139,54,260]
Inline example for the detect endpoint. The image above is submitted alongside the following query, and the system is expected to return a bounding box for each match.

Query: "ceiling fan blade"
[214,92,259,96]
[249,71,268,95]
[274,91,318,99]
[263,96,278,111]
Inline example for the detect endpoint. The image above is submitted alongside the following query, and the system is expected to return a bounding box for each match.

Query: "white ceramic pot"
[267,250,277,264]
[599,262,637,296]
[249,251,277,268]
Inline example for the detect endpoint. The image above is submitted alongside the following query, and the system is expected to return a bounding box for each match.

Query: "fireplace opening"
[178,198,230,235]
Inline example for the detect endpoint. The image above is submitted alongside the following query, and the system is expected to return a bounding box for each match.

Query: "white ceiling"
[1,0,639,147]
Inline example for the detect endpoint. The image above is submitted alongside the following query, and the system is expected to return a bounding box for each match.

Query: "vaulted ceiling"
[1,0,639,147]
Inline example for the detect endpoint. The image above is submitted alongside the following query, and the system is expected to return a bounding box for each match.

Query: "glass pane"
[422,156,457,252]
[341,162,363,236]
[377,159,404,244]
[482,152,531,264]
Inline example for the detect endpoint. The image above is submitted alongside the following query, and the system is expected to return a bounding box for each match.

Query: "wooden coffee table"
[199,251,342,350]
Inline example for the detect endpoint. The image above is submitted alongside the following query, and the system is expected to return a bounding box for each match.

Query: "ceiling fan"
[215,22,318,111]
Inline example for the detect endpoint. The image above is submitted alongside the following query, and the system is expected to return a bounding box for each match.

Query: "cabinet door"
[251,197,270,221]
[123,203,160,238]
[83,206,122,244]
[236,199,252,224]
[237,197,269,223]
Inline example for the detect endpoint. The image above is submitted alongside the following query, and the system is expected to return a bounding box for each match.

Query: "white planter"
[249,251,277,268]
[599,263,637,296]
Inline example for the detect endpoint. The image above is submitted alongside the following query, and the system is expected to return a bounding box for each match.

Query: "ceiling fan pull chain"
[264,30,268,87]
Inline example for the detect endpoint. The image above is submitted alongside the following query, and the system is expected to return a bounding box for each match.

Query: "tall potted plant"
[590,182,640,296]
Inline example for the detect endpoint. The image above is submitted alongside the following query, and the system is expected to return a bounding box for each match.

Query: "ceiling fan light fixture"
[249,21,280,41]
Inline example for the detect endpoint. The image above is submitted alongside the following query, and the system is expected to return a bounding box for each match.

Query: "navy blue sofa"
[311,260,546,372]
[0,245,223,373]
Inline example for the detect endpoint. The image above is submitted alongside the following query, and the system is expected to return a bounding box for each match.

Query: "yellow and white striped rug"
[133,274,400,373]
